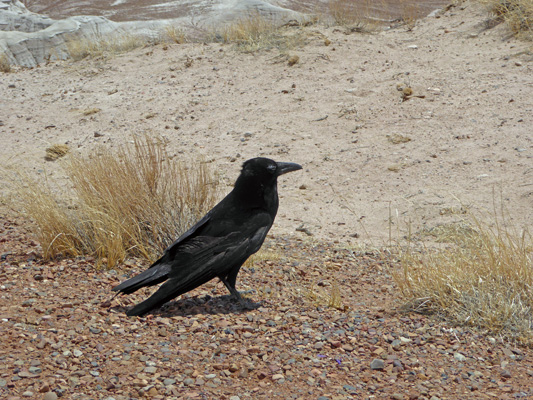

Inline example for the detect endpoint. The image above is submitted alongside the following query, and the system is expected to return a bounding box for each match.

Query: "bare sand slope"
[1,0,532,246]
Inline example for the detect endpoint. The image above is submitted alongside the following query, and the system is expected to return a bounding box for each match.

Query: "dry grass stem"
[304,279,347,311]
[12,135,218,268]
[45,144,70,161]
[394,214,533,344]
[163,25,187,44]
[327,0,378,31]
[479,0,533,38]
[66,32,149,61]
[216,13,307,52]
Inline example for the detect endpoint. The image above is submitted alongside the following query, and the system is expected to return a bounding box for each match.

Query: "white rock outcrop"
[0,0,303,67]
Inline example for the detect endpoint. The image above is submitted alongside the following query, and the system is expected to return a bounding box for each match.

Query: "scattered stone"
[370,359,385,370]
[144,366,157,374]
[501,369,512,379]
[391,339,402,350]
[343,384,357,394]
[454,353,466,362]
[43,392,58,400]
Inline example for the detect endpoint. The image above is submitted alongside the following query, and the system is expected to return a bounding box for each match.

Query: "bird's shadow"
[111,294,262,318]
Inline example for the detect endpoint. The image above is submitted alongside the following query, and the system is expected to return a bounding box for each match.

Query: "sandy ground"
[1,4,533,399]
[1,0,532,247]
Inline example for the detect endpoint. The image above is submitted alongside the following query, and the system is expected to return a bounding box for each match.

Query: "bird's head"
[232,157,301,212]
[240,157,302,182]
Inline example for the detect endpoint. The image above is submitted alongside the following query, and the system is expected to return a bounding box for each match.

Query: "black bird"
[112,157,302,316]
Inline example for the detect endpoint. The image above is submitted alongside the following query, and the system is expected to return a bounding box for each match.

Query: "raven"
[112,157,302,316]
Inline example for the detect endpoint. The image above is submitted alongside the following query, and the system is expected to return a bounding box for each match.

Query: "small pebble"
[370,359,384,370]
[144,366,157,374]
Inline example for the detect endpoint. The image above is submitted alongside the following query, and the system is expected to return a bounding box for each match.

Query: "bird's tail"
[112,262,171,295]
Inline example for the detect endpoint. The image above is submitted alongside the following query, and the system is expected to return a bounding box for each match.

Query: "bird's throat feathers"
[232,173,279,212]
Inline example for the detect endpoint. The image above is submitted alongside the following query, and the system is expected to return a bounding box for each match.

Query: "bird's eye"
[267,164,277,173]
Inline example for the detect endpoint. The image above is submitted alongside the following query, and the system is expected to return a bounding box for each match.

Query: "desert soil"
[1,1,533,399]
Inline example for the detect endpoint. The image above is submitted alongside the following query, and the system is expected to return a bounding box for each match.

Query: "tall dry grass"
[11,135,218,268]
[394,213,533,344]
[215,12,307,52]
[163,25,188,44]
[328,0,371,27]
[479,0,533,38]
[326,0,387,31]
[66,32,149,61]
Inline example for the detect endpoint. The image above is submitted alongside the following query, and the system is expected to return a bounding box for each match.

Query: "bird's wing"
[125,212,273,316]
[112,210,214,294]
[161,209,213,255]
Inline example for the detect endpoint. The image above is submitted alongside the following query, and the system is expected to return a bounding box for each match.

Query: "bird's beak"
[276,161,302,176]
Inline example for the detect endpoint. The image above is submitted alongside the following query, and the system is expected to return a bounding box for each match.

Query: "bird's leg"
[222,266,244,299]
[220,277,241,300]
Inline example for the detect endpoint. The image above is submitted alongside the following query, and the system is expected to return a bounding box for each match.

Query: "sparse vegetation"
[394,213,533,344]
[0,53,11,73]
[45,144,70,161]
[82,107,101,116]
[303,279,347,311]
[398,0,422,29]
[66,32,149,61]
[11,135,219,268]
[163,24,187,44]
[327,0,376,31]
[479,0,533,38]
[215,13,308,52]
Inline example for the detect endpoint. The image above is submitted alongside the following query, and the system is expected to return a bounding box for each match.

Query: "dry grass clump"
[82,108,101,116]
[395,215,533,343]
[244,249,282,269]
[216,13,307,52]
[163,25,187,44]
[12,135,218,268]
[327,0,377,31]
[45,144,70,161]
[0,53,11,73]
[304,280,347,311]
[66,32,149,61]
[479,0,533,38]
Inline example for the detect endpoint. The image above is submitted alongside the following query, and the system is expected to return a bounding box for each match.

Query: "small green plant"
[10,135,219,268]
[394,212,533,344]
